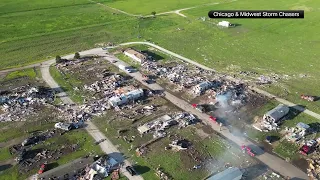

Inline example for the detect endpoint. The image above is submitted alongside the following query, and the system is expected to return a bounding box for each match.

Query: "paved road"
[40,50,144,180]
[105,55,308,179]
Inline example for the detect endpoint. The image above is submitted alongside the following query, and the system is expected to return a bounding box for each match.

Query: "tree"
[151,11,156,17]
[74,52,80,59]
[55,55,62,63]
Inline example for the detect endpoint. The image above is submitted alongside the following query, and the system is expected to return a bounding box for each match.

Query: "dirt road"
[39,50,144,180]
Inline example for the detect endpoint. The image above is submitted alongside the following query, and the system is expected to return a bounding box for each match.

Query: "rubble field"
[0,68,104,179]
[51,54,286,179]
[51,55,140,104]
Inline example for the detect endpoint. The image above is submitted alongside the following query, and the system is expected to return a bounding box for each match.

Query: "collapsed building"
[193,81,214,95]
[0,86,55,122]
[253,104,289,131]
[285,122,311,142]
[137,114,175,138]
[108,88,144,107]
[86,156,119,179]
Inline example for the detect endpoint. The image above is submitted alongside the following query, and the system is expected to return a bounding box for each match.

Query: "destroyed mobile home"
[0,86,55,122]
[9,128,84,173]
[85,156,119,178]
[137,113,198,138]
[141,60,248,106]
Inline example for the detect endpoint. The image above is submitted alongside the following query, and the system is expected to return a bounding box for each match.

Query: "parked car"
[126,166,137,176]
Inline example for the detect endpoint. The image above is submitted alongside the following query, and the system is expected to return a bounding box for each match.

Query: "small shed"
[217,21,230,27]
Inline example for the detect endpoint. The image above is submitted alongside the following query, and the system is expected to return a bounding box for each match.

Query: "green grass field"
[102,0,224,15]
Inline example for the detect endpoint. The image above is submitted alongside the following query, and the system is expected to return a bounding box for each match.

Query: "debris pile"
[141,61,214,89]
[167,139,190,151]
[137,114,177,138]
[173,112,198,128]
[0,86,55,122]
[307,158,320,179]
[156,167,171,180]
[285,122,311,142]
[83,74,125,96]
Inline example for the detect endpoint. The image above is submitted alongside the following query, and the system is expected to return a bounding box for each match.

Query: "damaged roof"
[265,104,289,121]
[207,167,243,180]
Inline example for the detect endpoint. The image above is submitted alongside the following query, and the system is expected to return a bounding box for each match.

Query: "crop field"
[0,0,137,69]
[102,0,226,15]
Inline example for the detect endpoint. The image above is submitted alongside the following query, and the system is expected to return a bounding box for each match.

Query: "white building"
[108,89,144,107]
[217,21,230,27]
[124,49,147,63]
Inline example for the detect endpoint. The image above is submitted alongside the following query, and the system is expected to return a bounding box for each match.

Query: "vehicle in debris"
[15,149,27,163]
[54,122,72,131]
[301,94,315,102]
[300,140,318,155]
[192,104,204,113]
[209,116,217,123]
[241,145,255,157]
[38,163,46,174]
[118,64,133,73]
[126,166,137,176]
[142,79,154,84]
[21,136,40,146]
[111,59,117,63]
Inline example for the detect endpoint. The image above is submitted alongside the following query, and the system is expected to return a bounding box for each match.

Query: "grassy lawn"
[273,140,300,161]
[4,68,38,80]
[32,129,103,165]
[49,65,85,104]
[115,54,141,69]
[0,147,13,162]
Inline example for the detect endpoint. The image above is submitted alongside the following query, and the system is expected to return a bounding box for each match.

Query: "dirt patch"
[201,125,215,135]
[196,128,210,139]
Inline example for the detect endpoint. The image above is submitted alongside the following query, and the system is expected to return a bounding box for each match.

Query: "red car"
[38,164,46,174]
[209,116,217,123]
[300,140,317,155]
